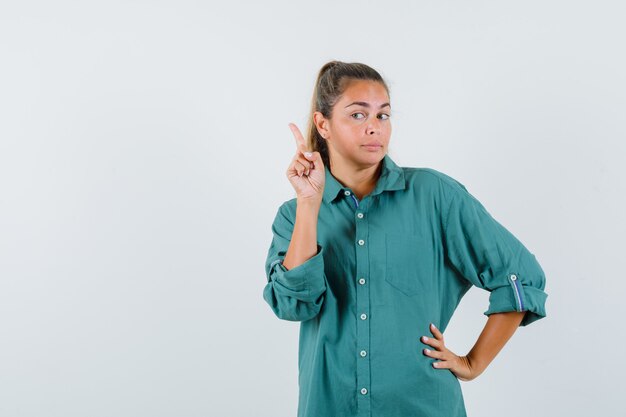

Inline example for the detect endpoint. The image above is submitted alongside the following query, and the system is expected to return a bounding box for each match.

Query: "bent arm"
[463,311,526,379]
[283,200,321,270]
[442,178,548,326]
[263,200,327,322]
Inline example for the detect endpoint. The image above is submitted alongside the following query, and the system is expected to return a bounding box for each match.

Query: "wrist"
[297,197,322,210]
[465,353,487,377]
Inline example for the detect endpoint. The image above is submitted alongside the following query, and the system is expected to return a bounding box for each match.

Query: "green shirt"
[263,153,548,417]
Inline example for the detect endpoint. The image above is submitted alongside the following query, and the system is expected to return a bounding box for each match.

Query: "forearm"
[282,199,320,270]
[465,311,526,377]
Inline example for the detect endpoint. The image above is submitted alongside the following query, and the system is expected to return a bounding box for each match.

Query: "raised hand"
[286,123,325,202]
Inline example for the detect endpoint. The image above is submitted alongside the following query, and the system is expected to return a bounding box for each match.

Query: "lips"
[362,142,383,150]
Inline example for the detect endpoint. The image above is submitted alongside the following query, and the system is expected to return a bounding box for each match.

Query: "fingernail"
[422,336,428,342]
[304,152,312,157]
[433,362,438,367]
[424,349,431,354]
[431,323,437,329]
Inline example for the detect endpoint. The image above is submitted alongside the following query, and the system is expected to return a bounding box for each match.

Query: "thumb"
[303,150,321,164]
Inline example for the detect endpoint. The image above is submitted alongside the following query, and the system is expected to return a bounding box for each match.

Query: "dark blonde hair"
[306,60,390,169]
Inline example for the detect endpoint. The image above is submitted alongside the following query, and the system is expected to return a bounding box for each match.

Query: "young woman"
[263,60,548,417]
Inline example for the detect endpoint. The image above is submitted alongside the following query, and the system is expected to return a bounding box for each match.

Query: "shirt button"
[360,350,367,357]
[358,278,366,285]
[361,388,368,395]
[357,212,364,219]
[358,239,365,246]
[344,190,351,196]
[511,274,517,281]
[360,313,367,320]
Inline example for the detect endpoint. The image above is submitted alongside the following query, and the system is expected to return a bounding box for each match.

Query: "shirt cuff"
[483,273,548,327]
[268,244,325,296]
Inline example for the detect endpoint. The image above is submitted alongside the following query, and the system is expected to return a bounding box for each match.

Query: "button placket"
[354,200,371,414]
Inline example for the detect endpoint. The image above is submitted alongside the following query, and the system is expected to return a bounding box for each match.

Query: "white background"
[1,1,624,416]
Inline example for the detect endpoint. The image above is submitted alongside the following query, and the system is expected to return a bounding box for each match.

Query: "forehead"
[338,79,389,104]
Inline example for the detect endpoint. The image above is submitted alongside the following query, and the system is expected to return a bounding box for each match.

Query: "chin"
[359,153,385,166]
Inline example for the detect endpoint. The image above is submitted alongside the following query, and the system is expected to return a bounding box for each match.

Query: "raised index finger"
[288,123,308,152]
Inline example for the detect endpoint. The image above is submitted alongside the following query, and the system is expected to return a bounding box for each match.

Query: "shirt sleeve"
[262,202,327,322]
[441,179,548,327]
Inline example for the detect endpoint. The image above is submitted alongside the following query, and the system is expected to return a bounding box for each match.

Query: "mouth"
[362,143,383,151]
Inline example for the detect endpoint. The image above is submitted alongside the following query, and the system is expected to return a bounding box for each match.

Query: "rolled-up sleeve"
[441,179,548,327]
[263,202,327,322]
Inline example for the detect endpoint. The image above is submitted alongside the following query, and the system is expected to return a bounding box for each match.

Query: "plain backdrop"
[1,1,624,416]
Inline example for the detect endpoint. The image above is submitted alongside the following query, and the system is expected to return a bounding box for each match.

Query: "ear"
[313,111,330,139]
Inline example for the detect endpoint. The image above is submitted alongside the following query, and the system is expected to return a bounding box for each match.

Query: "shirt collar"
[322,153,406,204]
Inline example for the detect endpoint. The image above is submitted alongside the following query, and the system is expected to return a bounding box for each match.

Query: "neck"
[329,157,383,200]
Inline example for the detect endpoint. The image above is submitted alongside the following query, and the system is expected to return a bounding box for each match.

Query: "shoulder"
[401,166,469,199]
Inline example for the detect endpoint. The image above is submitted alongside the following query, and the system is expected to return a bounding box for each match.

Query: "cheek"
[383,123,392,138]
[335,126,358,143]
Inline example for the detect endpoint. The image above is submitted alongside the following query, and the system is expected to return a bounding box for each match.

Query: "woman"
[263,60,548,417]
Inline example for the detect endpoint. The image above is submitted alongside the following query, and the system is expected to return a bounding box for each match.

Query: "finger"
[292,160,309,176]
[294,160,309,170]
[289,123,308,152]
[292,152,313,167]
[420,335,443,349]
[292,159,314,178]
[432,360,451,369]
[290,153,310,167]
[429,323,444,341]
[295,157,314,170]
[423,348,444,359]
[299,149,319,164]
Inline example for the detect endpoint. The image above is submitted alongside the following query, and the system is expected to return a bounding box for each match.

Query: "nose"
[366,118,380,135]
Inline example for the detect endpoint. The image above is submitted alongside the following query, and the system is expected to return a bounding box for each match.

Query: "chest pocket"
[385,232,433,296]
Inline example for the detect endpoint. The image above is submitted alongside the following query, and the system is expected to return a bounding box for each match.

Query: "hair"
[306,60,390,170]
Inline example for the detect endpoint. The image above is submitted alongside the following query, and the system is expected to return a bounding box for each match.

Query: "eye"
[351,112,365,120]
[379,113,391,120]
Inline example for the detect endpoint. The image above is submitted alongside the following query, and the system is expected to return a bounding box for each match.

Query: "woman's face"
[315,79,392,170]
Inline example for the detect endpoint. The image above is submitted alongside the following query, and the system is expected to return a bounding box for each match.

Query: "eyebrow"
[345,101,391,109]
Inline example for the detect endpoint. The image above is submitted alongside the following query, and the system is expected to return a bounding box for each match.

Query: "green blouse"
[263,153,548,417]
